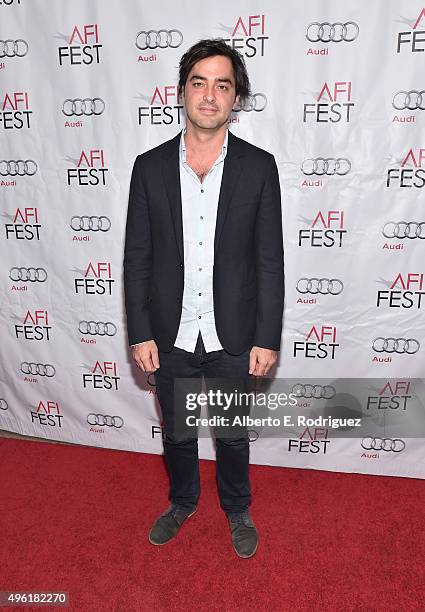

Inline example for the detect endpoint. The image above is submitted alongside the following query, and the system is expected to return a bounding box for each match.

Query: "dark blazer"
[123,129,284,355]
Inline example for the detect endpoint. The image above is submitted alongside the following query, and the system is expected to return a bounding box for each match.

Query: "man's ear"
[233,94,240,110]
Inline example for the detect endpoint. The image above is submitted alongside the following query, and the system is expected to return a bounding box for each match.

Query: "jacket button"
[179,263,183,269]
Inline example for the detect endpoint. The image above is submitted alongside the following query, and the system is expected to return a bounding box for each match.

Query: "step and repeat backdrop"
[1,0,425,478]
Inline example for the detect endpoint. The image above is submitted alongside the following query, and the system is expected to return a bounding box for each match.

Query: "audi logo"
[87,413,124,428]
[382,221,425,240]
[0,160,37,176]
[136,29,183,50]
[62,98,105,117]
[296,278,344,295]
[9,267,47,282]
[0,39,28,57]
[21,362,56,377]
[233,93,267,113]
[79,321,117,336]
[392,90,425,111]
[0,399,8,411]
[301,158,351,176]
[372,337,420,354]
[306,22,359,43]
[291,384,336,399]
[70,216,111,232]
[361,437,405,452]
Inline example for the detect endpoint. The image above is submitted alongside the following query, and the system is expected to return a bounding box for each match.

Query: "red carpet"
[0,437,424,612]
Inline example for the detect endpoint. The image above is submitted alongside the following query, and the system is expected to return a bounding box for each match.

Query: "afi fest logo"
[15,310,51,341]
[67,149,108,186]
[74,261,115,295]
[298,210,347,248]
[304,81,354,123]
[138,85,184,125]
[397,8,425,53]
[288,427,331,454]
[58,24,102,65]
[0,92,32,129]
[31,400,63,427]
[82,361,120,390]
[366,380,412,411]
[293,325,339,359]
[377,273,425,309]
[386,149,425,188]
[221,14,268,57]
[5,207,41,240]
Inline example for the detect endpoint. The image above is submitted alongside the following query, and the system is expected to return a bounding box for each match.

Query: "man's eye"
[218,85,228,90]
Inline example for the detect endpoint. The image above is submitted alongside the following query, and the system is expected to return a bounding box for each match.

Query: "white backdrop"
[1,0,425,478]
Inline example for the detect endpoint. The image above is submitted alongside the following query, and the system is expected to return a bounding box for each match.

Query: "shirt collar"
[180,127,228,164]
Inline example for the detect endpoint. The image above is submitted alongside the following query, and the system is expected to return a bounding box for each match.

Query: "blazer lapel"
[214,130,244,253]
[162,131,184,262]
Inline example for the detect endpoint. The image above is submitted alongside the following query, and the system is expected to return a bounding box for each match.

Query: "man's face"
[182,55,240,131]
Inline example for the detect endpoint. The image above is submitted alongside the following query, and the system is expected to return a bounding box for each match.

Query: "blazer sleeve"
[253,155,285,351]
[123,155,154,346]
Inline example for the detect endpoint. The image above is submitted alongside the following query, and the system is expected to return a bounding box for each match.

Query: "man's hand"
[249,346,278,376]
[131,340,160,373]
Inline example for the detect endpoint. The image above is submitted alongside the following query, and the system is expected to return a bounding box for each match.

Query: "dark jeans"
[154,332,251,514]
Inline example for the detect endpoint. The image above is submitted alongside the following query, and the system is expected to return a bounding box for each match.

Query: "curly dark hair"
[178,38,251,104]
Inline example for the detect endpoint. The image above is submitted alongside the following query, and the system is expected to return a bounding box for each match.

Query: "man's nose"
[203,86,216,102]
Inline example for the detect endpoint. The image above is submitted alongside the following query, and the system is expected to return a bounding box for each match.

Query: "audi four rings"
[21,362,56,377]
[301,158,351,176]
[0,160,38,176]
[71,216,111,232]
[361,437,405,452]
[87,414,124,428]
[0,39,28,57]
[383,221,425,239]
[291,383,336,399]
[0,399,8,411]
[136,29,183,50]
[306,22,359,42]
[9,267,47,282]
[62,98,105,116]
[296,278,344,295]
[79,321,117,336]
[233,93,267,112]
[392,90,425,110]
[372,337,420,354]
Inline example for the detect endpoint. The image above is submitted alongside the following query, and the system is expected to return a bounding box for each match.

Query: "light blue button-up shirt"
[174,128,228,353]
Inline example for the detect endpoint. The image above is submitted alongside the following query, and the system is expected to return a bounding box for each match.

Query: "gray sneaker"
[148,504,197,545]
[227,511,258,558]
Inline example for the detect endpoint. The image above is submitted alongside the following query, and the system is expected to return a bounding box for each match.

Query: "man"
[124,38,284,558]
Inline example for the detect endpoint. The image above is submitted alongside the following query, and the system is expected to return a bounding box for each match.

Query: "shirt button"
[201,189,204,193]
[198,267,202,271]
[200,216,204,220]
[199,241,203,245]
[198,293,202,296]
[198,315,202,319]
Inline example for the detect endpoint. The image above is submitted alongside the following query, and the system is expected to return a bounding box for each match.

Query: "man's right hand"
[131,340,160,373]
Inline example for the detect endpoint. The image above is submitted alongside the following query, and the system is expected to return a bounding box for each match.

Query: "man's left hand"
[249,346,278,376]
